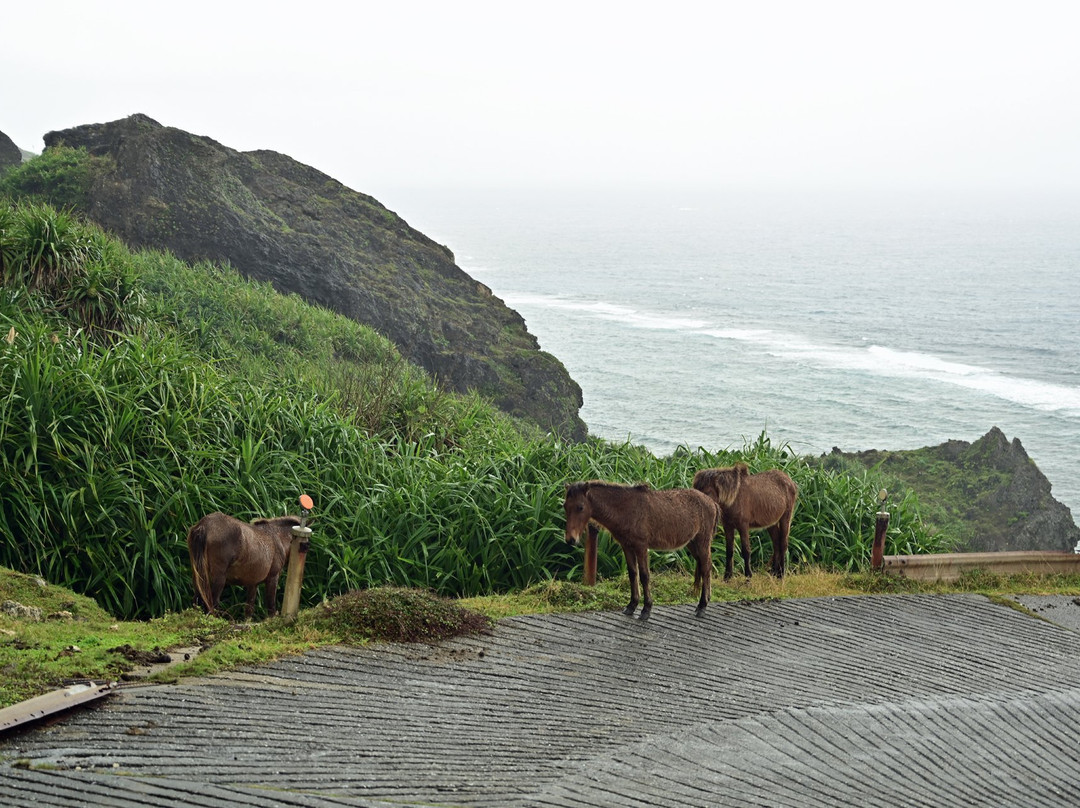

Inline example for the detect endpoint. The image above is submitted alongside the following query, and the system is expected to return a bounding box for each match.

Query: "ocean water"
[380,186,1080,520]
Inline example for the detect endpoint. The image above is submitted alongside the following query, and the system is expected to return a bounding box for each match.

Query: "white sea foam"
[507,294,1080,418]
[701,328,1080,416]
[501,293,708,331]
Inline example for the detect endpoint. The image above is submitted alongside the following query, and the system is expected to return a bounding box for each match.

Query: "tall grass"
[0,198,949,619]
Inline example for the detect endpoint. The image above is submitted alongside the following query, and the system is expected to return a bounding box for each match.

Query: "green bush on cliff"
[0,145,111,210]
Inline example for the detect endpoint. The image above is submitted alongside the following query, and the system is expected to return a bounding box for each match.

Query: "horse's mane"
[251,515,303,527]
[599,480,650,491]
[570,480,652,495]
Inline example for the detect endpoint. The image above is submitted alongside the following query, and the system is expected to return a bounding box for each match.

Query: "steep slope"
[43,114,585,439]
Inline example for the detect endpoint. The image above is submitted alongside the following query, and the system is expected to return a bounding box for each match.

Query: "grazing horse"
[186,512,301,619]
[692,463,798,580]
[564,480,720,618]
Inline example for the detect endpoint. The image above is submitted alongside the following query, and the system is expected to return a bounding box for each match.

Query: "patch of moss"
[520,580,625,611]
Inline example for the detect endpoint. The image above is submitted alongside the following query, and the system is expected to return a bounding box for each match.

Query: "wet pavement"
[3,593,1080,807]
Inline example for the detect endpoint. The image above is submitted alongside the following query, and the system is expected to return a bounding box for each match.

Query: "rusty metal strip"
[882,551,1080,582]
[0,681,116,733]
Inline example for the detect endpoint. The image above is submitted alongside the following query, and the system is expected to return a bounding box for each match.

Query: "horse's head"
[563,481,591,545]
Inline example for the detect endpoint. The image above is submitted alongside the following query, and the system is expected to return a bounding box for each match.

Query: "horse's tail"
[694,499,720,596]
[187,522,215,613]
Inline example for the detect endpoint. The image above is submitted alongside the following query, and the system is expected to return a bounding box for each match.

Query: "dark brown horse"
[564,481,720,617]
[692,463,798,580]
[186,512,301,619]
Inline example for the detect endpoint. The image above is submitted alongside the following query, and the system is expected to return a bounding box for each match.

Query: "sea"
[378,185,1080,522]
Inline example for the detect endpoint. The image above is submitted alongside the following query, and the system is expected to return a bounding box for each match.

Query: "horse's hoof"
[623,605,637,616]
[695,608,706,618]
[638,608,652,621]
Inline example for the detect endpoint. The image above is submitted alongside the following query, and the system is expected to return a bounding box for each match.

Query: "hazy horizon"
[4,1,1079,202]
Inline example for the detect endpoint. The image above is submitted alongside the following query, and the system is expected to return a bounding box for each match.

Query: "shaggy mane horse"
[692,463,798,580]
[186,512,301,619]
[564,480,720,618]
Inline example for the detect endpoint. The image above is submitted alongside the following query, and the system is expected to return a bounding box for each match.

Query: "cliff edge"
[832,427,1080,552]
[0,129,21,173]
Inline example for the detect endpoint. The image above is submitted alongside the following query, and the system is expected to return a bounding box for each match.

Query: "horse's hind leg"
[637,546,653,618]
[774,509,794,578]
[264,572,281,618]
[208,571,228,616]
[620,543,640,616]
[691,537,711,616]
[244,586,259,620]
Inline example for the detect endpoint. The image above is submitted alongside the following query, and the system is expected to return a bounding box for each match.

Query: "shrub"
[0,145,110,210]
[306,587,493,643]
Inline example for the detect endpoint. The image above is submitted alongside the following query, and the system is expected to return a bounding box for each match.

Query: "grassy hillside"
[0,166,949,620]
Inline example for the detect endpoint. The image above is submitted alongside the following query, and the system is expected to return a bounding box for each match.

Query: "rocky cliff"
[42,114,586,439]
[0,129,21,173]
[832,427,1080,553]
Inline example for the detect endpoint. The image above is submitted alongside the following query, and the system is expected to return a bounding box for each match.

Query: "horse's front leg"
[619,542,639,615]
[637,546,653,619]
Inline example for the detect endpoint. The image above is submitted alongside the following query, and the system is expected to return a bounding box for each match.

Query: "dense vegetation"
[0,152,951,620]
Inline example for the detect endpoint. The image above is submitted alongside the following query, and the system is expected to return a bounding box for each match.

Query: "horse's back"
[641,487,718,540]
[749,469,798,507]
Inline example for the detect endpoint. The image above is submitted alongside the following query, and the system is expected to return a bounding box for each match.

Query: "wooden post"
[584,522,599,586]
[871,511,890,571]
[282,495,314,621]
[281,525,311,620]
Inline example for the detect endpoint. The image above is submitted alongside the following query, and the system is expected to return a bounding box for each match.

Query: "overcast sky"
[3,1,1079,197]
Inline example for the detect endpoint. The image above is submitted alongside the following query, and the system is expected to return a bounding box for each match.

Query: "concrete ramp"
[3,594,1080,807]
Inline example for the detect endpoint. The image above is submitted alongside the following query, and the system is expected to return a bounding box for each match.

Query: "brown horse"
[186,512,301,619]
[564,481,720,618]
[692,463,798,580]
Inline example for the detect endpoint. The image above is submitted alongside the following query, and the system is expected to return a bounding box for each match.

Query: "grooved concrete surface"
[3,594,1080,807]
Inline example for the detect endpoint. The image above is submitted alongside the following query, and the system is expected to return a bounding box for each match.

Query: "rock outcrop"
[833,427,1079,552]
[43,114,586,439]
[0,128,22,173]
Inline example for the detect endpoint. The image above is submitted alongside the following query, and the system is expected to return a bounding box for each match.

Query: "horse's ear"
[735,462,749,477]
